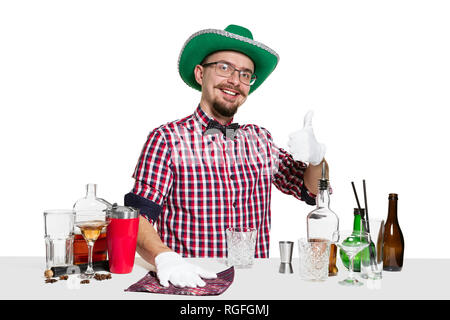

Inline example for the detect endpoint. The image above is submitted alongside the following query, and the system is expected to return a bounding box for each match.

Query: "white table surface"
[0,257,448,300]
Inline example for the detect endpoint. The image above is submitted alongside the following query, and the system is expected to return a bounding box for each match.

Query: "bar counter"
[0,257,448,300]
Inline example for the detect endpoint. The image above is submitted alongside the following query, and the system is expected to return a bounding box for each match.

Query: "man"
[124,25,327,288]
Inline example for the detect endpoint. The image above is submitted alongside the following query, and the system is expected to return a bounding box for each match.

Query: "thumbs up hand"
[287,110,326,166]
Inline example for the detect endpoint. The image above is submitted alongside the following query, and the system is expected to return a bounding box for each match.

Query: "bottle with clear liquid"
[306,162,339,276]
[73,183,112,264]
[73,183,111,213]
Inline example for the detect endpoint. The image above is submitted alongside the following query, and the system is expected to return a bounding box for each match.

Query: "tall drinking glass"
[44,210,75,269]
[361,219,385,279]
[75,210,110,279]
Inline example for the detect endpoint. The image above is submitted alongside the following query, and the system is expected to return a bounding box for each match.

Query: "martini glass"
[75,210,110,279]
[333,229,370,287]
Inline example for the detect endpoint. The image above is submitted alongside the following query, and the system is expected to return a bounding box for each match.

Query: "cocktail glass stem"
[338,249,365,286]
[83,241,95,278]
[348,255,356,281]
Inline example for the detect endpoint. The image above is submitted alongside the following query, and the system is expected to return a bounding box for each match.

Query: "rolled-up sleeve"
[125,128,173,223]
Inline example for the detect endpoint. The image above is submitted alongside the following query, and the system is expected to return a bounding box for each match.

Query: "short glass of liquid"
[226,227,257,268]
[44,210,75,269]
[298,238,331,281]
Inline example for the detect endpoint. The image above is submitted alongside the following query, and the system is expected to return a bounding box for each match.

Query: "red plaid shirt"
[129,105,316,258]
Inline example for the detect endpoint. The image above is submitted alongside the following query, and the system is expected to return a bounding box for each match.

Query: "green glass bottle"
[339,208,364,271]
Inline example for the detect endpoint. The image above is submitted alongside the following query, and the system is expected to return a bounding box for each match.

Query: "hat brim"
[178,29,279,94]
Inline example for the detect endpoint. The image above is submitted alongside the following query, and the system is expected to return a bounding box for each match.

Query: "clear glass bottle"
[73,183,111,212]
[73,183,112,264]
[306,162,339,276]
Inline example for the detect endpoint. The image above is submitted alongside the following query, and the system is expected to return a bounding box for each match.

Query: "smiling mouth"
[222,89,238,96]
[217,86,241,99]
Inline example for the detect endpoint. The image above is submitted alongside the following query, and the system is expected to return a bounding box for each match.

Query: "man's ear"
[194,65,203,86]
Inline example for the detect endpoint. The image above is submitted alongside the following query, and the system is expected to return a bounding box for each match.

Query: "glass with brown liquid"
[308,238,338,276]
[73,230,107,264]
[73,183,111,265]
[75,215,110,279]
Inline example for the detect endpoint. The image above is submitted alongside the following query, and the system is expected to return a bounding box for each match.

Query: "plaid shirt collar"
[193,105,235,134]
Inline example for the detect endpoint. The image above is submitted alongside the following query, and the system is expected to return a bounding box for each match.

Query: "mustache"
[215,84,246,97]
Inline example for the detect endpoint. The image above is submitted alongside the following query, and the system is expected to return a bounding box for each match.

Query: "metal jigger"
[279,241,294,274]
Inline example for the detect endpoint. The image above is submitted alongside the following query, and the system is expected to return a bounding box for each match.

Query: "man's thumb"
[303,110,314,129]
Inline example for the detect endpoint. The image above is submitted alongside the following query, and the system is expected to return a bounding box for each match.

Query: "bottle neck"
[316,188,330,208]
[353,214,362,232]
[387,198,398,223]
[86,184,97,199]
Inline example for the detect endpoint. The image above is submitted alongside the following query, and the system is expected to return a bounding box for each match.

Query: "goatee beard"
[212,101,238,118]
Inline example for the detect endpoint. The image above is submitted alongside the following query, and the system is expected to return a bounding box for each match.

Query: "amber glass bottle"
[383,193,404,271]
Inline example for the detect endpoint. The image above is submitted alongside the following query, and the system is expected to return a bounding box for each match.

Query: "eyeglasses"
[201,61,257,86]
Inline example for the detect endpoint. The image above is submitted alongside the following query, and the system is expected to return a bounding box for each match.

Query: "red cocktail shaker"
[106,203,139,274]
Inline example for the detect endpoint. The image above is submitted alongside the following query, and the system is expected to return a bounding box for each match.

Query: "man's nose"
[227,70,240,86]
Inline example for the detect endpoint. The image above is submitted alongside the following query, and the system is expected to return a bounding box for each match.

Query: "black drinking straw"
[351,181,377,270]
[362,179,371,233]
[351,181,363,215]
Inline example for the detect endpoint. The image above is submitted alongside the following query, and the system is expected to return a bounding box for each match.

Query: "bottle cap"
[353,208,365,215]
[318,161,329,191]
[388,193,398,200]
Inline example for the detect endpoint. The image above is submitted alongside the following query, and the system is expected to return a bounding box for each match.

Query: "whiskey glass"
[75,210,110,279]
[298,238,330,281]
[226,227,257,268]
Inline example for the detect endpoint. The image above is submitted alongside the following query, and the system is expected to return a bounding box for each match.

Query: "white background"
[1,0,449,258]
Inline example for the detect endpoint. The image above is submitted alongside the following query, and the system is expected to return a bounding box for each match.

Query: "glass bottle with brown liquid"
[383,193,404,271]
[306,162,339,276]
[73,184,112,265]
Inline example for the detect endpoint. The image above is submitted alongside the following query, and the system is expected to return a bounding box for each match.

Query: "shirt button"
[230,174,235,180]
[232,202,237,208]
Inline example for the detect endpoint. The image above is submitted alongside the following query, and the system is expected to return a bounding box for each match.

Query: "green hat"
[178,24,280,94]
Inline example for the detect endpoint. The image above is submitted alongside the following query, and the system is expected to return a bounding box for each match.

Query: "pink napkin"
[125,266,234,296]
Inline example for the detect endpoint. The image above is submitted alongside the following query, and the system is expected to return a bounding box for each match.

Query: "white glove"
[154,251,217,288]
[288,110,326,166]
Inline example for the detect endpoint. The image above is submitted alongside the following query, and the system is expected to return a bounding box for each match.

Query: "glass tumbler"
[44,210,75,269]
[298,238,330,281]
[226,227,257,268]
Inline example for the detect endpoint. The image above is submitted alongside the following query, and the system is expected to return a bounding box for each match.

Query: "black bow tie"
[204,120,239,139]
